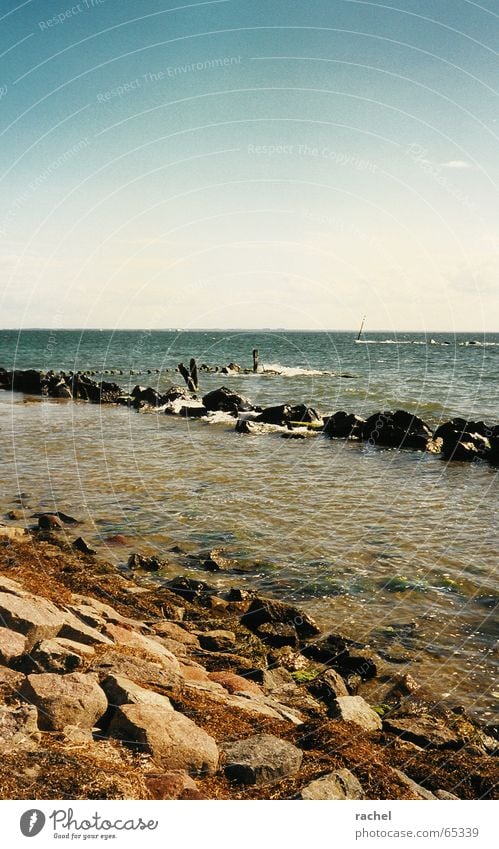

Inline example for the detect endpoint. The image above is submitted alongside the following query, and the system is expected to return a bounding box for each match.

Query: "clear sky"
[0,0,497,331]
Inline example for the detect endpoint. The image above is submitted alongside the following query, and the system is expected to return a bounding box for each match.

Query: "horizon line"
[0,327,497,334]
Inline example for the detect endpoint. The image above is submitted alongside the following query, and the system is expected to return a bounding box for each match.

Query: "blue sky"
[0,0,497,330]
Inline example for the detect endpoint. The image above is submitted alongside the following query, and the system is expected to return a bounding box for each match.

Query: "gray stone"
[384,715,459,748]
[296,768,364,800]
[108,704,218,774]
[436,789,459,800]
[0,626,27,663]
[0,592,65,649]
[223,733,303,785]
[392,768,437,800]
[198,630,236,652]
[0,527,27,540]
[20,672,108,731]
[101,674,174,711]
[103,624,182,673]
[330,696,382,731]
[310,669,349,702]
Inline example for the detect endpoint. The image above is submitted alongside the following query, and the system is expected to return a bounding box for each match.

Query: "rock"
[207,672,262,695]
[89,650,182,700]
[362,410,433,451]
[100,674,174,711]
[0,665,25,698]
[384,715,460,748]
[0,526,27,540]
[309,668,349,702]
[295,768,364,800]
[53,380,72,399]
[198,630,236,652]
[323,411,365,439]
[0,575,27,595]
[301,632,350,664]
[241,596,320,639]
[235,419,288,435]
[256,622,298,648]
[59,612,114,646]
[254,404,291,426]
[434,419,491,461]
[151,622,200,647]
[61,725,94,744]
[165,575,215,603]
[223,733,303,786]
[72,537,96,555]
[128,553,167,571]
[0,591,65,649]
[37,513,64,531]
[0,704,40,751]
[109,704,219,774]
[0,627,27,664]
[146,770,202,800]
[436,789,459,800]
[32,637,95,672]
[179,405,207,418]
[131,386,166,407]
[103,624,182,673]
[330,696,382,731]
[20,672,108,731]
[258,666,297,695]
[5,510,22,520]
[391,768,437,800]
[202,386,253,415]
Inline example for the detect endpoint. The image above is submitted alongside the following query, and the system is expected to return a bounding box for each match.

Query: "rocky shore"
[1,368,498,467]
[0,526,497,800]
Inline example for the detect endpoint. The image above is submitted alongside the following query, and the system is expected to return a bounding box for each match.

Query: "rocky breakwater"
[3,368,498,467]
[0,526,496,800]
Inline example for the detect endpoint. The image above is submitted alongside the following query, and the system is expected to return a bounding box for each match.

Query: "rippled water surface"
[0,330,498,719]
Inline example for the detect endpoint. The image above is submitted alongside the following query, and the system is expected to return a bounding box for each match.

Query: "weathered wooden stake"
[178,362,197,392]
[252,349,259,373]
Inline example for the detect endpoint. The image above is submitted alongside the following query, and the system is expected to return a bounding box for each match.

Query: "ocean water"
[0,329,498,719]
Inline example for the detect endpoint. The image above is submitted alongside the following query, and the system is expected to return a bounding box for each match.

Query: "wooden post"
[178,362,197,392]
[189,357,198,390]
[252,349,259,373]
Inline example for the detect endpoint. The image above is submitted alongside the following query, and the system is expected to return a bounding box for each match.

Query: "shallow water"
[0,330,498,720]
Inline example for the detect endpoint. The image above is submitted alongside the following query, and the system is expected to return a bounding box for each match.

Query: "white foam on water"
[261,362,332,376]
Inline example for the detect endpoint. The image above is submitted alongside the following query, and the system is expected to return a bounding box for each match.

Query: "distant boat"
[355,316,366,342]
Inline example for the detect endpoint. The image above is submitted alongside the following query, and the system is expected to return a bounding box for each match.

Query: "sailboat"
[354,316,366,343]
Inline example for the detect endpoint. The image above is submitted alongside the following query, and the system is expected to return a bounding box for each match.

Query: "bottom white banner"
[1,799,495,848]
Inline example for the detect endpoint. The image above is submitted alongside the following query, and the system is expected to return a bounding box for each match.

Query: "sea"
[0,329,498,720]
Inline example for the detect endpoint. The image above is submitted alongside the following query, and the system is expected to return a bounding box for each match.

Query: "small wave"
[261,362,333,376]
[355,339,413,345]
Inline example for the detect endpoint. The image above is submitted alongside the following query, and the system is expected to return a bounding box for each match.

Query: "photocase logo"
[20,810,46,838]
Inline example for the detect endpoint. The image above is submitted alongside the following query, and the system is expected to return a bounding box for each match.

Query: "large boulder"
[323,411,365,440]
[0,592,65,650]
[108,704,219,774]
[434,419,491,461]
[223,733,303,785]
[295,768,364,800]
[362,410,432,451]
[20,672,108,730]
[10,369,45,395]
[202,387,253,415]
